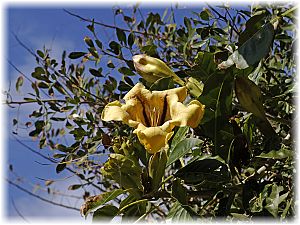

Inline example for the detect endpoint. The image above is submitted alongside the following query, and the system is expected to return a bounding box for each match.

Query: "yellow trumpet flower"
[101,83,205,154]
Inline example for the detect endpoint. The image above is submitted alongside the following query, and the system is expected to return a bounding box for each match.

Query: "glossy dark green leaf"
[238,13,267,46]
[56,161,66,174]
[141,45,157,56]
[109,41,121,55]
[95,39,103,49]
[170,126,189,150]
[68,52,86,59]
[171,178,187,204]
[128,33,135,47]
[219,22,274,69]
[116,28,127,44]
[167,138,203,166]
[174,157,230,184]
[118,67,135,76]
[89,68,103,77]
[84,36,94,47]
[198,70,234,157]
[118,80,132,92]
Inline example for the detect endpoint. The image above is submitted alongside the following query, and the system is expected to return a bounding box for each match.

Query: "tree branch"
[63,9,163,39]
[7,179,80,211]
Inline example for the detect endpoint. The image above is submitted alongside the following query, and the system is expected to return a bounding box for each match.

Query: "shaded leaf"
[68,52,86,59]
[89,68,103,77]
[118,67,135,76]
[93,205,119,222]
[116,28,127,44]
[56,161,66,174]
[218,22,274,69]
[174,157,230,184]
[16,76,24,92]
[172,178,187,205]
[167,202,197,222]
[256,148,293,159]
[80,189,125,217]
[148,150,167,191]
[68,184,82,190]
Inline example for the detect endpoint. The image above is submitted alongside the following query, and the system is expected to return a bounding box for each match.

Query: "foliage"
[7,3,296,222]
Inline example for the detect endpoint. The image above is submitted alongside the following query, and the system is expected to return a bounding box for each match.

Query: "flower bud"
[133,54,185,86]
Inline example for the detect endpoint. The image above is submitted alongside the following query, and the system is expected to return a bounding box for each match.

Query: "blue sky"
[5,3,204,221]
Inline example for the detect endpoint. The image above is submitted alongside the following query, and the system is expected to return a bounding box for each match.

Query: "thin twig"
[11,197,30,223]
[11,134,106,192]
[7,179,80,211]
[63,9,163,39]
[12,34,104,101]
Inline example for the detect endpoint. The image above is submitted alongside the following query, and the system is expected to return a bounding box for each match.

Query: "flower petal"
[170,100,205,128]
[101,101,129,123]
[134,122,174,154]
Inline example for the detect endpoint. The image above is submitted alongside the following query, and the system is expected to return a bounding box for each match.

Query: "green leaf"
[128,33,135,47]
[68,184,82,190]
[118,80,132,92]
[218,22,274,69]
[141,45,157,56]
[148,150,167,191]
[119,194,146,219]
[80,189,125,217]
[16,76,24,92]
[200,10,210,21]
[188,51,217,82]
[68,52,86,59]
[56,161,66,174]
[116,28,127,45]
[167,202,197,222]
[238,13,267,46]
[36,50,44,58]
[37,81,49,89]
[107,60,115,68]
[167,138,203,166]
[109,41,121,55]
[95,39,103,49]
[256,148,293,159]
[118,67,135,76]
[265,184,289,217]
[93,205,119,222]
[149,77,174,91]
[89,68,103,77]
[84,36,94,47]
[101,154,143,192]
[170,126,189,150]
[174,157,230,184]
[53,82,67,95]
[198,70,234,158]
[171,178,187,205]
